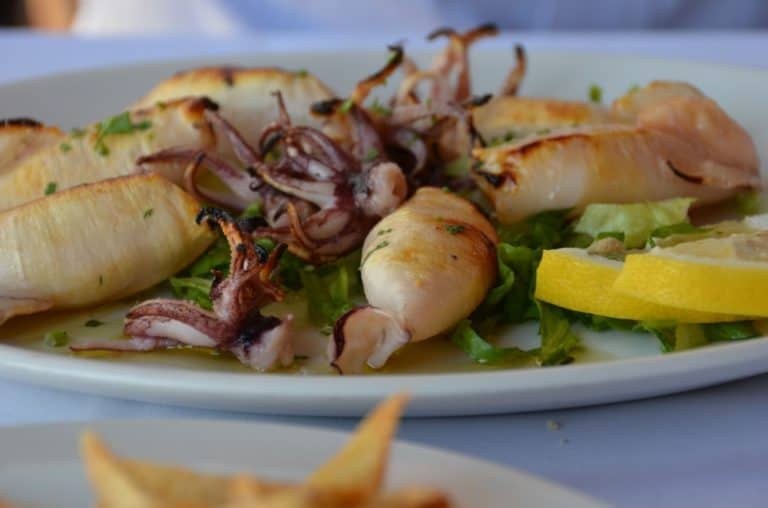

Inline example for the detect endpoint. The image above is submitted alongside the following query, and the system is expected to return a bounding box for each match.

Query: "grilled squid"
[330,187,498,374]
[0,97,217,212]
[81,209,293,371]
[472,96,617,143]
[473,81,762,223]
[0,118,63,172]
[134,67,334,160]
[0,173,213,324]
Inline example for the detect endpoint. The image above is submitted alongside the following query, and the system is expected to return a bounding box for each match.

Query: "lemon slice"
[614,232,768,317]
[535,248,738,322]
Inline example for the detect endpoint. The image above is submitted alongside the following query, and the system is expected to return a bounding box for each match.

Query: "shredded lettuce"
[537,302,581,365]
[634,320,759,352]
[170,277,214,310]
[475,243,538,323]
[299,250,362,331]
[704,321,760,342]
[450,320,531,365]
[567,311,637,332]
[187,236,231,278]
[498,209,574,249]
[574,198,696,248]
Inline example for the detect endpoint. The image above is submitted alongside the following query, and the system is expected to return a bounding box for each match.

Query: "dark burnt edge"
[259,131,283,155]
[187,96,221,115]
[427,26,457,40]
[226,310,282,352]
[135,147,197,166]
[667,160,704,184]
[468,22,499,38]
[475,169,504,188]
[330,305,374,374]
[236,214,268,234]
[310,98,344,116]
[428,22,498,41]
[358,44,404,86]
[0,117,43,128]
[463,94,493,108]
[196,207,234,226]
[514,43,525,61]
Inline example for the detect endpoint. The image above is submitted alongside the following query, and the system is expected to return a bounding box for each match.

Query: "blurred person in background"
[4,0,768,33]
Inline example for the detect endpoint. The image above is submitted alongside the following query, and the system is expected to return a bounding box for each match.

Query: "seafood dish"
[0,24,765,376]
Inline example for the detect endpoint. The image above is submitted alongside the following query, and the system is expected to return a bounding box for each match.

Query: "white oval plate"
[0,50,767,416]
[0,419,606,508]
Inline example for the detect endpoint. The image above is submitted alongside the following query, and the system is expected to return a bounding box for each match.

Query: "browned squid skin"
[0,118,63,173]
[140,92,407,264]
[473,82,762,223]
[0,97,219,212]
[76,209,294,371]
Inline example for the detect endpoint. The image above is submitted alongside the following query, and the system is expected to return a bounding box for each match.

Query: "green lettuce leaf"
[537,302,581,366]
[169,276,214,310]
[476,243,538,323]
[450,320,531,365]
[635,320,759,352]
[574,198,696,248]
[299,250,362,330]
[187,236,231,278]
[498,209,573,249]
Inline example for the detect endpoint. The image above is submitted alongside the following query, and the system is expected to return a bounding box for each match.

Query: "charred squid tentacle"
[72,209,295,371]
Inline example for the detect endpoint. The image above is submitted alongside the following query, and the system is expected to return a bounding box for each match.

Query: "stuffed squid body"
[330,187,498,374]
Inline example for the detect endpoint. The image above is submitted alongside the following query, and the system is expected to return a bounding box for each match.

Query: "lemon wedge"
[535,248,738,322]
[614,231,768,317]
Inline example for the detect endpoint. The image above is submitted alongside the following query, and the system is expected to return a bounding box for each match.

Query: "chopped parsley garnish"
[69,127,86,138]
[93,111,152,156]
[44,330,69,347]
[339,99,354,114]
[295,69,309,78]
[361,240,389,265]
[155,100,167,110]
[84,319,105,327]
[96,143,110,157]
[588,84,603,103]
[59,142,72,153]
[377,228,393,236]
[44,182,57,195]
[364,147,379,162]
[143,208,154,219]
[445,224,465,235]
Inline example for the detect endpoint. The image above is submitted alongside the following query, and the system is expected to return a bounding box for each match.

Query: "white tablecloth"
[1,30,768,508]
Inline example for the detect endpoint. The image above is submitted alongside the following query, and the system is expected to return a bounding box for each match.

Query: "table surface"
[2,30,768,508]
